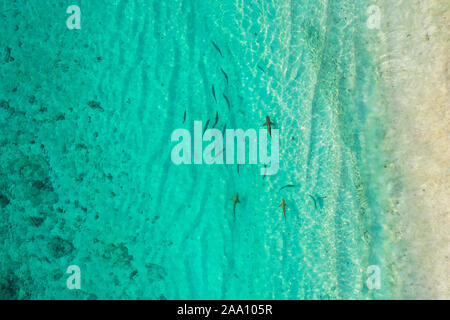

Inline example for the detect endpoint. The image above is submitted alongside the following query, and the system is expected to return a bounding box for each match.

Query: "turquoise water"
[0,0,395,299]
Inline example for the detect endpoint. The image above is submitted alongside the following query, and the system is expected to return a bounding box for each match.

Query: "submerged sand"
[378,0,449,299]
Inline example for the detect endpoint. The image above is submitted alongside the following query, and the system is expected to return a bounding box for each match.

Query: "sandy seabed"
[378,0,449,299]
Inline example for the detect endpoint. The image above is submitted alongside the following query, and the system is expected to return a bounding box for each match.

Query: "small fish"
[212,111,219,128]
[237,164,240,175]
[221,68,229,84]
[308,194,317,209]
[262,164,268,179]
[263,116,274,137]
[257,65,265,73]
[183,110,187,124]
[203,119,210,135]
[230,193,240,218]
[279,198,287,222]
[280,184,296,191]
[210,40,223,57]
[212,85,217,103]
[223,94,231,110]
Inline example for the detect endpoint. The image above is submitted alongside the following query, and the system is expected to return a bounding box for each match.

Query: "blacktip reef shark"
[263,116,275,137]
[279,198,287,222]
[230,193,240,218]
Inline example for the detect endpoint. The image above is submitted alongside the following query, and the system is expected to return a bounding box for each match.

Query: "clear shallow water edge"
[0,0,447,299]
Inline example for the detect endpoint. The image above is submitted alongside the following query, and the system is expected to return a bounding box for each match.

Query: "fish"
[212,111,219,128]
[230,193,240,218]
[308,194,317,209]
[279,198,287,222]
[262,164,268,179]
[212,85,217,103]
[183,110,186,124]
[203,119,210,136]
[263,115,274,137]
[280,184,296,191]
[210,40,223,57]
[221,68,229,84]
[223,94,231,110]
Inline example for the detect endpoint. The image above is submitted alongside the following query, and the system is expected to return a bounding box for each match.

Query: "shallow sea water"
[0,0,398,299]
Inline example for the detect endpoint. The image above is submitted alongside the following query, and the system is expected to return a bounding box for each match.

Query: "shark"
[230,193,240,218]
[279,198,287,222]
[263,116,275,137]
